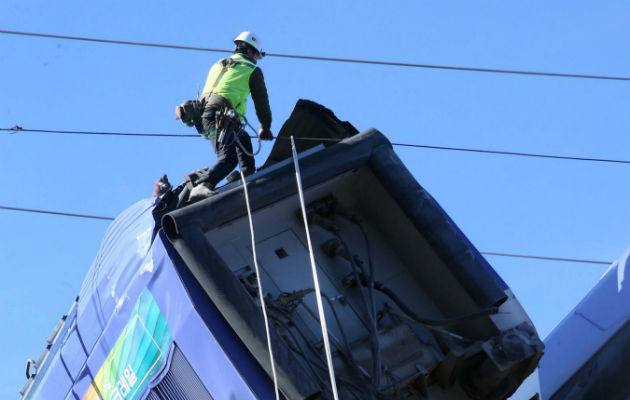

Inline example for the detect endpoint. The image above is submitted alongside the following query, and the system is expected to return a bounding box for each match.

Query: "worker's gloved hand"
[258,128,274,141]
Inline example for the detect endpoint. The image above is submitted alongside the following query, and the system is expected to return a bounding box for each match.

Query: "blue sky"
[0,1,628,398]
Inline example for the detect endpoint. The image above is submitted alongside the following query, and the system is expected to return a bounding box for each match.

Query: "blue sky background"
[0,1,628,398]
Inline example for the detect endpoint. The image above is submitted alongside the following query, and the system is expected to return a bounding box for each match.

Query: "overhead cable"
[481,251,612,265]
[2,126,197,138]
[0,204,615,266]
[0,205,114,221]
[1,29,628,81]
[3,126,628,165]
[390,142,630,164]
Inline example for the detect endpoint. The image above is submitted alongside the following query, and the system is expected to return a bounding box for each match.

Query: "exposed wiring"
[307,207,387,389]
[331,232,382,388]
[334,212,378,346]
[300,304,383,400]
[384,307,475,342]
[302,292,374,382]
[1,29,628,81]
[307,361,366,400]
[373,280,499,327]
[308,212,383,388]
[283,290,355,365]
[297,301,363,374]
[272,288,390,398]
[312,202,497,336]
[268,313,329,394]
[319,293,356,367]
[269,308,368,399]
[345,215,384,390]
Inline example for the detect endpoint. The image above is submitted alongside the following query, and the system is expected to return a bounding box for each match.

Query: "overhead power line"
[1,29,628,82]
[0,205,114,221]
[481,251,611,265]
[390,142,630,164]
[2,126,198,138]
[3,126,629,165]
[0,204,613,265]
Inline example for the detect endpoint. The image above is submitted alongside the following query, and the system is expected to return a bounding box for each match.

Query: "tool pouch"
[215,107,241,146]
[175,99,204,127]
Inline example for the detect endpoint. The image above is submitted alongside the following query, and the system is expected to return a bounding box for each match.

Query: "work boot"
[189,182,216,202]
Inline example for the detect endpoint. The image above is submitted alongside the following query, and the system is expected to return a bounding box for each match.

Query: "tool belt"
[214,106,242,145]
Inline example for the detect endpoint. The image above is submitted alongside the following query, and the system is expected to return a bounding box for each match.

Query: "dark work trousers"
[198,107,255,188]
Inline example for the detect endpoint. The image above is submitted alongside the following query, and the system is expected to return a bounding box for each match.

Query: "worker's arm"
[249,67,272,131]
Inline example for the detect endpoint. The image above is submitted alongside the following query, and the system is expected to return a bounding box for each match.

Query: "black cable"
[392,142,630,164]
[481,251,612,265]
[374,281,498,327]
[338,215,378,335]
[267,313,329,393]
[0,205,114,221]
[1,29,628,81]
[330,231,382,388]
[269,307,341,397]
[305,293,355,365]
[0,29,233,54]
[301,291,376,391]
[268,51,630,82]
[1,126,197,138]
[4,126,628,164]
[272,304,372,400]
[384,307,475,343]
[320,211,382,388]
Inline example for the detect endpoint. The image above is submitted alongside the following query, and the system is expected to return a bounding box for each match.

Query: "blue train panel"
[22,198,271,400]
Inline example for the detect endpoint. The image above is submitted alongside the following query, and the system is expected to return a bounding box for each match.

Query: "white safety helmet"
[234,31,265,57]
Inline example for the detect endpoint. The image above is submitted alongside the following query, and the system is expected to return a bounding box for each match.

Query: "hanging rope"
[239,169,280,400]
[290,136,340,400]
[236,115,263,157]
[234,127,262,157]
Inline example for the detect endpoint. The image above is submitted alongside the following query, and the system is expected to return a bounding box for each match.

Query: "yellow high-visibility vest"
[201,53,256,116]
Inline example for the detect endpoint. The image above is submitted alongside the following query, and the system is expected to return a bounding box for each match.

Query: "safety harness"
[205,56,256,116]
[176,56,262,159]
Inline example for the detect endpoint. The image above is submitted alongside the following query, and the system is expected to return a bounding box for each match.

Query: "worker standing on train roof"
[195,31,273,193]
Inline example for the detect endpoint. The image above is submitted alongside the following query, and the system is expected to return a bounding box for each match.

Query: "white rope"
[240,169,280,400]
[290,136,340,400]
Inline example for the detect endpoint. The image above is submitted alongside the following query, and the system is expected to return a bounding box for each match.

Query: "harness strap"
[203,57,256,139]
[208,58,256,96]
[207,59,230,95]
